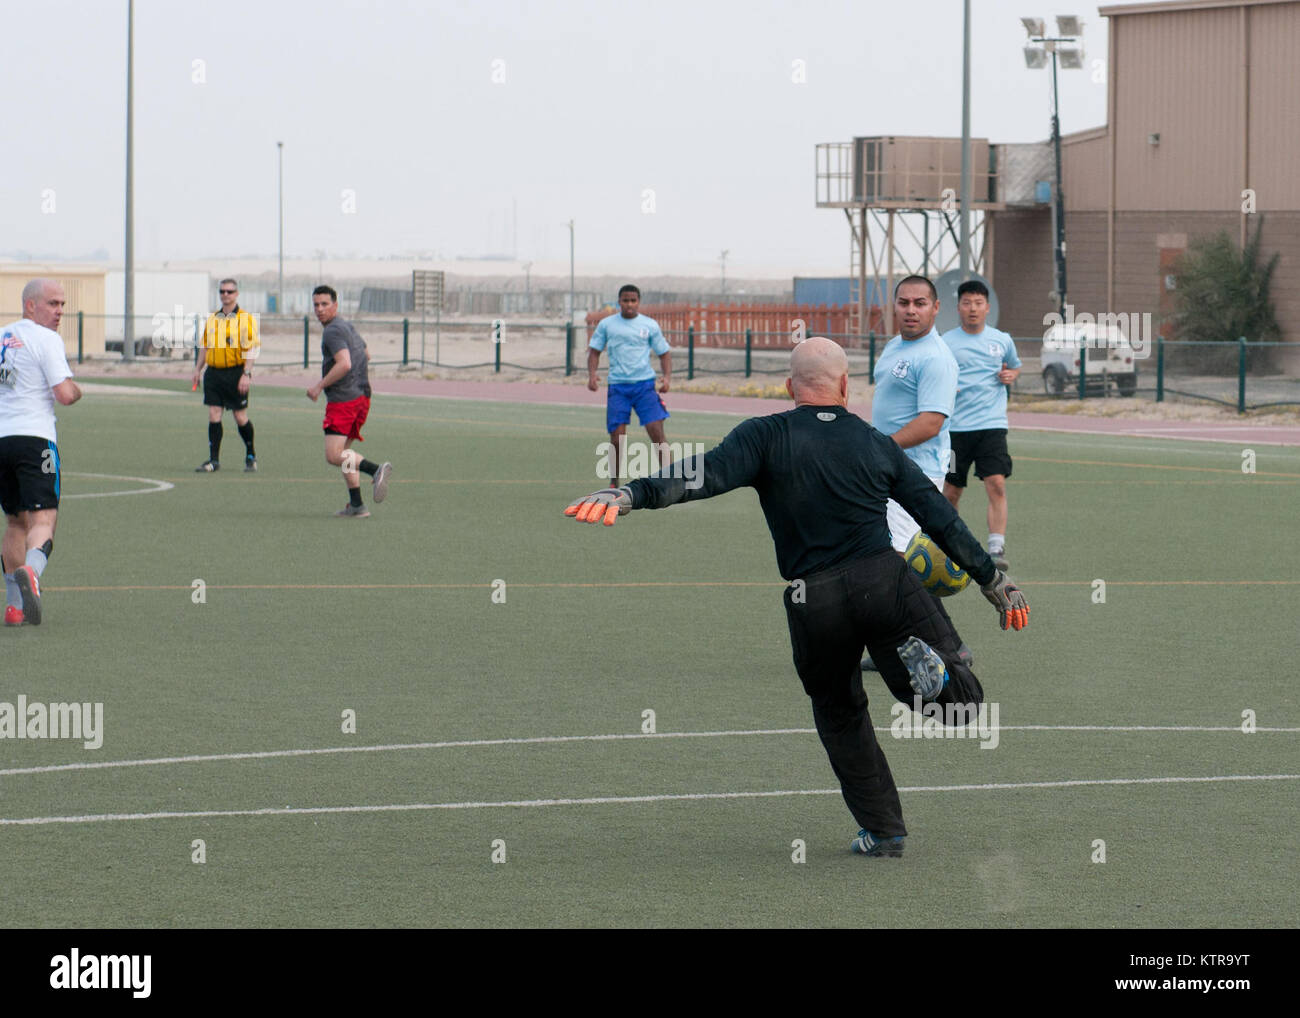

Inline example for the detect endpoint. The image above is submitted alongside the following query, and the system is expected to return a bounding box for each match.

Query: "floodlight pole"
[124,0,134,361]
[959,0,972,277]
[277,141,284,312]
[1050,46,1067,318]
[1028,30,1075,320]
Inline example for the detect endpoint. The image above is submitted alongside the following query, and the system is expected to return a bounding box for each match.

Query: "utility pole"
[124,0,135,360]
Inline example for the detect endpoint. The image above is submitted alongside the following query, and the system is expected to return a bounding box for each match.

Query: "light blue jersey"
[941,325,1022,432]
[589,313,670,384]
[871,328,957,479]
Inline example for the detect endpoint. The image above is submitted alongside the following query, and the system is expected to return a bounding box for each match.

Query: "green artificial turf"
[1,380,1296,927]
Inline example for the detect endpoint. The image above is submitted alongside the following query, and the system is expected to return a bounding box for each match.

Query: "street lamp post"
[277,141,284,313]
[720,250,729,300]
[124,0,134,361]
[959,0,972,277]
[567,220,575,325]
[1022,16,1084,320]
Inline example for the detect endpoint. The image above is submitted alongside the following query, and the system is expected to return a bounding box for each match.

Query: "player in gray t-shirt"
[306,286,392,518]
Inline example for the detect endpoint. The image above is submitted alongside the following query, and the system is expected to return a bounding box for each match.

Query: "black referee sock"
[208,421,223,462]
[237,421,255,457]
[358,458,379,477]
[349,486,364,508]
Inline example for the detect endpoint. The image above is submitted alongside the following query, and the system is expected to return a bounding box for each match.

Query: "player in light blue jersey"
[940,279,1021,571]
[587,284,673,487]
[865,275,971,672]
[871,277,958,549]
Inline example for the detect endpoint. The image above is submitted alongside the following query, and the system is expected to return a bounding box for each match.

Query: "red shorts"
[323,395,370,441]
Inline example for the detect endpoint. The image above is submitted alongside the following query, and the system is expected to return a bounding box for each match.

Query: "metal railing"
[12,311,1299,411]
[1012,337,1300,412]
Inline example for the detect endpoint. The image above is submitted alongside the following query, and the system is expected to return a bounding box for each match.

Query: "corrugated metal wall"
[1248,3,1300,209]
[1062,132,1109,211]
[991,209,1054,336]
[1114,6,1245,211]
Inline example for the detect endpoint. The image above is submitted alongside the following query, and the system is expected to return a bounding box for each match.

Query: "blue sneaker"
[897,636,948,701]
[851,830,905,857]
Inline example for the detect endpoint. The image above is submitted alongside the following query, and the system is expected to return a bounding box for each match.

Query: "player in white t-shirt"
[0,279,83,626]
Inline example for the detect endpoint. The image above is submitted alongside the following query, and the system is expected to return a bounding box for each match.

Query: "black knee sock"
[349,486,363,507]
[208,421,223,462]
[237,421,255,457]
[358,458,378,477]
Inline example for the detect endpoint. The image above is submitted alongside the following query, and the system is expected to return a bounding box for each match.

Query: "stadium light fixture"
[1056,15,1083,37]
[1023,47,1049,69]
[1020,17,1045,37]
[1058,47,1084,70]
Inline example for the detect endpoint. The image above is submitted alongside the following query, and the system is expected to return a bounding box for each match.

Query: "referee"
[564,337,1028,856]
[192,278,259,472]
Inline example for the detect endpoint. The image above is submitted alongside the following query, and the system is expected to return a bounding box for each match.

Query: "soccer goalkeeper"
[563,337,1028,857]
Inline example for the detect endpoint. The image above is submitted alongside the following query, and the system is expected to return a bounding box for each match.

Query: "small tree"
[1171,220,1281,344]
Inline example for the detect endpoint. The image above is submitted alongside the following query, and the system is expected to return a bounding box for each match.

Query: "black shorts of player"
[782,549,983,836]
[203,365,249,411]
[945,428,1012,488]
[0,435,62,515]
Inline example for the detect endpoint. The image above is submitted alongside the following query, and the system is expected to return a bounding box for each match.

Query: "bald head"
[22,278,65,331]
[788,337,849,407]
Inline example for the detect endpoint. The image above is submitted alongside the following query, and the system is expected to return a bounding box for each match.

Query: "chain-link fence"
[1012,337,1300,411]
[50,313,579,373]
[21,311,1300,411]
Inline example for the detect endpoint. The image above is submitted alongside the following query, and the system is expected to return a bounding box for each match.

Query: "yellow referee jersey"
[199,306,260,369]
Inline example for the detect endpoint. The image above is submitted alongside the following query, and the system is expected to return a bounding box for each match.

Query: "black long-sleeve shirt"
[626,404,997,585]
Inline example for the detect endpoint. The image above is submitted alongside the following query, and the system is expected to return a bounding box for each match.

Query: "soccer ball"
[905,532,971,597]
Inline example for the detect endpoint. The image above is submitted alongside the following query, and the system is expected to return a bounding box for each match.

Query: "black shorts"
[203,365,248,411]
[0,435,62,515]
[946,428,1012,487]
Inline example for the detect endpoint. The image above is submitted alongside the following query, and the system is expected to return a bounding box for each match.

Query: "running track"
[84,370,1300,446]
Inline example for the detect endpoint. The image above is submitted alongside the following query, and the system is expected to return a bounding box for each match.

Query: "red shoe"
[14,565,41,626]
[3,605,22,626]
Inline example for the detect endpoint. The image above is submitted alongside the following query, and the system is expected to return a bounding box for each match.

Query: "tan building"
[0,266,107,359]
[995,0,1300,360]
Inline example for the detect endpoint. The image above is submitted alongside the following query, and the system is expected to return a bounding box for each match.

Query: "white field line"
[1,724,1295,778]
[1009,424,1299,449]
[76,383,186,397]
[62,472,175,499]
[1,774,1296,827]
[1012,432,1300,457]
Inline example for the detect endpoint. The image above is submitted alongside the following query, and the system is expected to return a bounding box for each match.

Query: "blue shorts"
[607,379,669,434]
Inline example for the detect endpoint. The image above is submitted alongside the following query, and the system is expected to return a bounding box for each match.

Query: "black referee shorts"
[945,428,1012,488]
[203,365,248,411]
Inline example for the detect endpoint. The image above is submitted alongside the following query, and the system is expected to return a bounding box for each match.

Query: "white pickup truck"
[1041,323,1139,397]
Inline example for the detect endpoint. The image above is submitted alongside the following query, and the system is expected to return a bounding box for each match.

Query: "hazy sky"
[3,0,1110,276]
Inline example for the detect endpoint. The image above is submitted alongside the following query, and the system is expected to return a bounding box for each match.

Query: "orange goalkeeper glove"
[564,487,633,527]
[980,569,1030,631]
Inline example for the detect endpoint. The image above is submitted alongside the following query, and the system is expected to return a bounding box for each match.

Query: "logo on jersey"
[816,412,836,422]
[988,342,1001,356]
[0,332,23,363]
[638,327,649,339]
[891,360,911,379]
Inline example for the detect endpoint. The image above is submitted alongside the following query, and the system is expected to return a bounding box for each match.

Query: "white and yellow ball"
[905,532,971,597]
